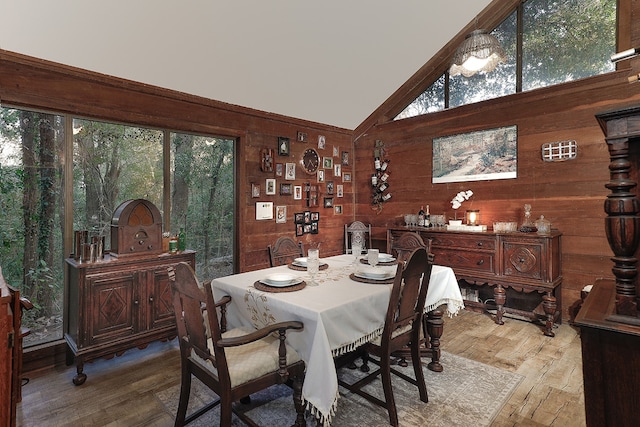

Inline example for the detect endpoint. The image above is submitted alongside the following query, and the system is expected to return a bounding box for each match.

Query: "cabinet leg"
[72,361,87,386]
[494,285,506,325]
[426,309,443,372]
[542,292,557,337]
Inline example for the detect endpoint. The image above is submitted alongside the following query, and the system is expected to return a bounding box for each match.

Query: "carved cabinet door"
[147,266,176,331]
[501,239,544,281]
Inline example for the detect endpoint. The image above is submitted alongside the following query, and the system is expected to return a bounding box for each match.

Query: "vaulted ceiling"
[0,0,494,130]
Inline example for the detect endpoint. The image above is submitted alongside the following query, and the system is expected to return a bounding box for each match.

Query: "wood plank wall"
[352,72,640,321]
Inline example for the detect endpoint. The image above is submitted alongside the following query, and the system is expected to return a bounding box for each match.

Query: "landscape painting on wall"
[432,125,517,183]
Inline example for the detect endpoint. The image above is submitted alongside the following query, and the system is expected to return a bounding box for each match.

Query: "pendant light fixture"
[450,29,506,77]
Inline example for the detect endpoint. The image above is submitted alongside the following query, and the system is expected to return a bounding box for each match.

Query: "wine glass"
[367,249,379,269]
[307,248,319,286]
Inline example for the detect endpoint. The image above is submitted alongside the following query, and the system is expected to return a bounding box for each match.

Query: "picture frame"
[324,197,333,208]
[293,185,303,200]
[341,151,350,165]
[333,164,341,177]
[265,178,276,195]
[317,170,325,182]
[336,184,343,197]
[342,172,351,182]
[304,211,311,224]
[285,162,296,180]
[432,125,518,183]
[251,183,260,198]
[275,163,284,177]
[318,135,326,149]
[323,157,333,169]
[297,131,308,142]
[280,182,292,195]
[333,146,339,156]
[278,136,290,156]
[276,205,287,223]
[334,205,343,215]
[311,222,319,234]
[255,202,273,220]
[294,212,305,224]
[311,211,320,221]
[296,224,304,236]
[260,148,274,172]
[326,181,334,195]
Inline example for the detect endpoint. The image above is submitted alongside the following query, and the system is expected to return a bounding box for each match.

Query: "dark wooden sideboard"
[65,250,195,385]
[388,227,562,336]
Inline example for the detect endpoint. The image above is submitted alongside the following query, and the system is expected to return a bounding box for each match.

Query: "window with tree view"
[396,0,616,120]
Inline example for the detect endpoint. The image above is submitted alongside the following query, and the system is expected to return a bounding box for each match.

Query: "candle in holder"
[466,209,480,226]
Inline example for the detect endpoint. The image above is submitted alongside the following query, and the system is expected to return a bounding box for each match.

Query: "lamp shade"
[450,30,506,77]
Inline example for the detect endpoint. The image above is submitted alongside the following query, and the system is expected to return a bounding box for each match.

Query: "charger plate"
[288,262,329,271]
[360,258,397,266]
[254,280,307,293]
[349,273,394,284]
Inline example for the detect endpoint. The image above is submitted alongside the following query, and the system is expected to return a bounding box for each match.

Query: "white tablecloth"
[210,254,463,426]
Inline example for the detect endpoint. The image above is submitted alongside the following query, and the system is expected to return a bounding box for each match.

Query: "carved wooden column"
[597,107,640,319]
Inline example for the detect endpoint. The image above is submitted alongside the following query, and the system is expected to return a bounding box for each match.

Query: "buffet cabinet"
[388,228,562,336]
[65,250,195,385]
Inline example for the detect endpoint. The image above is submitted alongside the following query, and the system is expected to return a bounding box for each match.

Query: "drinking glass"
[368,249,379,269]
[352,242,362,269]
[307,248,319,286]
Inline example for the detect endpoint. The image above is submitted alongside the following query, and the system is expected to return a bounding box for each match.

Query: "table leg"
[426,309,443,372]
[542,292,556,337]
[494,284,506,325]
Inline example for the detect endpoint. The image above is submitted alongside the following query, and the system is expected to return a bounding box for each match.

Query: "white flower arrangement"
[451,190,473,210]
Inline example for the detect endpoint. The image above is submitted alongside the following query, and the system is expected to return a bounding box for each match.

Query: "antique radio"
[110,199,163,257]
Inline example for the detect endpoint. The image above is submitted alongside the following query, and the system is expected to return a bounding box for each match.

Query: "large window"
[396,0,616,119]
[0,110,236,348]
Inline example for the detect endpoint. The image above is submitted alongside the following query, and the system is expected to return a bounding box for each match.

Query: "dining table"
[210,253,463,426]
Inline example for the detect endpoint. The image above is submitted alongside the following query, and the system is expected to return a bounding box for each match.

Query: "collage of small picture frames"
[253,132,351,236]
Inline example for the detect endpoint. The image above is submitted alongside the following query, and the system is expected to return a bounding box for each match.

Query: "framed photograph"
[340,151,349,165]
[280,183,292,195]
[326,180,334,195]
[278,136,290,156]
[297,131,308,142]
[265,178,276,195]
[311,211,319,221]
[255,202,273,220]
[275,163,284,177]
[333,146,339,156]
[334,205,343,215]
[324,197,333,208]
[311,222,319,234]
[334,164,341,177]
[433,125,518,183]
[261,148,274,172]
[293,185,303,200]
[323,157,333,169]
[304,224,312,233]
[336,184,344,197]
[285,162,296,180]
[296,224,304,236]
[343,172,351,182]
[317,170,325,182]
[304,211,311,224]
[318,135,326,149]
[276,205,287,223]
[294,212,305,224]
[251,183,260,198]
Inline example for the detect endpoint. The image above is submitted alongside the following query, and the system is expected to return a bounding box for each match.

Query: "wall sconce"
[450,30,506,78]
[466,209,480,226]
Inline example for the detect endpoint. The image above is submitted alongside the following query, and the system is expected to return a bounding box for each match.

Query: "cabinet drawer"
[434,248,495,273]
[429,234,496,251]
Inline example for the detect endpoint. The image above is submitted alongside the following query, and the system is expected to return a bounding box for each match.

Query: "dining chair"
[168,262,307,427]
[344,220,372,254]
[389,231,431,262]
[268,236,304,267]
[337,247,433,427]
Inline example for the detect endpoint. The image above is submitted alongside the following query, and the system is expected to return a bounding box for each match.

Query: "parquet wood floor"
[16,309,584,426]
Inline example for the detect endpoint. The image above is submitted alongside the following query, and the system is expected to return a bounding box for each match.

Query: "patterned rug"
[156,351,523,427]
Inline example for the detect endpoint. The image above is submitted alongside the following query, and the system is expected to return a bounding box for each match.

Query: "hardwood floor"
[16,310,585,426]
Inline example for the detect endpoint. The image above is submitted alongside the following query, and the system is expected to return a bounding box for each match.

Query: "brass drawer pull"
[477,259,484,265]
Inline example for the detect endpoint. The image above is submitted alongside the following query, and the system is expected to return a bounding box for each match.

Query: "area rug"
[156,351,523,427]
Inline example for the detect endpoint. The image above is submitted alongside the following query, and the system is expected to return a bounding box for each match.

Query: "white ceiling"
[0,0,492,130]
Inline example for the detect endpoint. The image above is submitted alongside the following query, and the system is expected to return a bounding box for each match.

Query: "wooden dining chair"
[268,236,304,267]
[390,231,432,263]
[337,247,433,427]
[344,220,372,254]
[168,262,307,427]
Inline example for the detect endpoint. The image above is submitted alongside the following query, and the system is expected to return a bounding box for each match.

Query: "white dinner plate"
[378,253,395,262]
[261,273,301,287]
[293,257,308,266]
[355,267,395,281]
